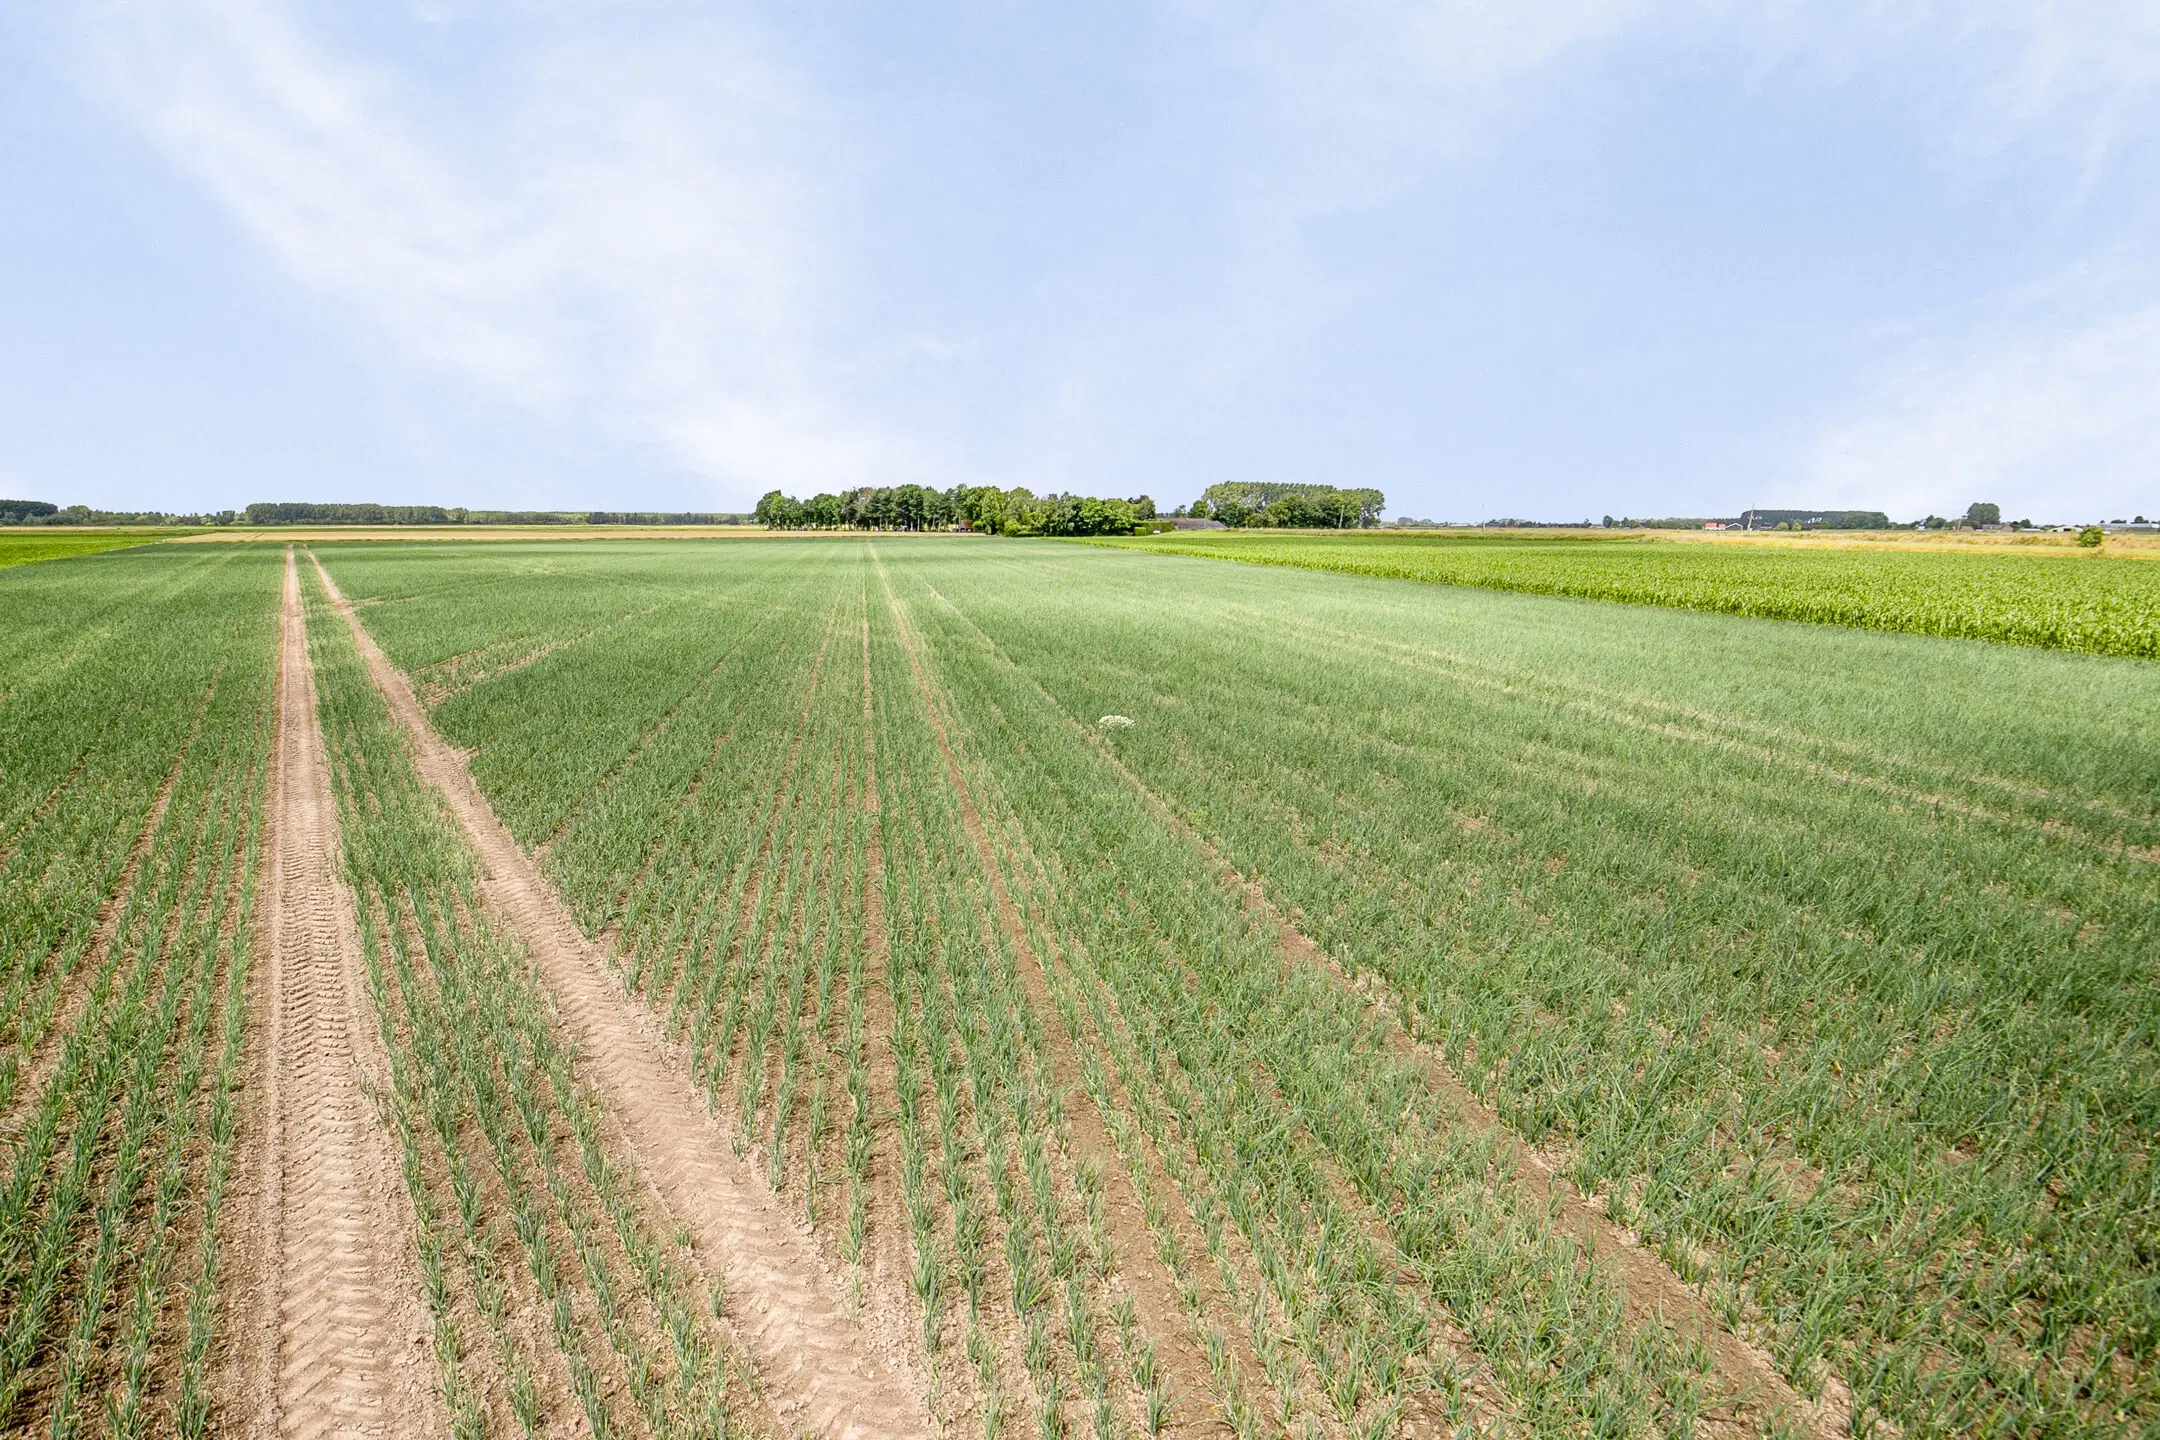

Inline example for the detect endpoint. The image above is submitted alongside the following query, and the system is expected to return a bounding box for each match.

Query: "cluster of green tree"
[754,485,1159,536]
[247,504,757,527]
[1915,503,2041,530]
[2,499,241,526]
[1187,482,1385,528]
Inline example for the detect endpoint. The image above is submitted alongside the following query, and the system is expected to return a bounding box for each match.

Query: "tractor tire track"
[311,552,938,1440]
[248,548,446,1440]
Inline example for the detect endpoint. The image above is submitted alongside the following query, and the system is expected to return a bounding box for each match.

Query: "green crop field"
[1092,529,2160,659]
[0,544,278,1434]
[0,531,190,570]
[0,534,2153,1440]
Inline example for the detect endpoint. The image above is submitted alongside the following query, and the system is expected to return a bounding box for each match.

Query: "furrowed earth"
[0,535,2153,1440]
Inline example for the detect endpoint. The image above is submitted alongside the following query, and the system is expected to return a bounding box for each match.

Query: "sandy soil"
[220,549,446,1440]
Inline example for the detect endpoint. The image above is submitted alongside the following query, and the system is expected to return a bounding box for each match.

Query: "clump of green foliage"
[756,485,1157,535]
[1191,483,1385,529]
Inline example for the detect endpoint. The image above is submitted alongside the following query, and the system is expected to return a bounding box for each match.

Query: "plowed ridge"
[313,552,937,1440]
[263,550,443,1440]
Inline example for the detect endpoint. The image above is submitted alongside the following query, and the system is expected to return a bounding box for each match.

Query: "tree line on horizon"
[0,500,758,528]
[753,480,1386,534]
[239,503,753,526]
[1190,482,1386,528]
[754,485,1154,535]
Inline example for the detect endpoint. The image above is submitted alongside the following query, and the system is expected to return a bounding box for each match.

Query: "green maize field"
[1091,529,2160,659]
[0,535,2152,1440]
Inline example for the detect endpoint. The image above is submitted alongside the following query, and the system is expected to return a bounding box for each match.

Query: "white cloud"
[1943,0,2160,163]
[1188,0,2160,204]
[44,1,2160,515]
[1181,0,1664,217]
[76,0,922,501]
[1768,2,2160,522]
[1185,1,2160,516]
[1808,299,2160,521]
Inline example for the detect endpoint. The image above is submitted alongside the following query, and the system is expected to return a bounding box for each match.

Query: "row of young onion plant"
[291,536,2157,1438]
[417,548,842,856]
[0,551,261,1116]
[891,568,1775,1440]
[555,589,837,949]
[953,552,2158,1440]
[301,566,763,1440]
[0,543,234,834]
[305,538,745,836]
[873,569,1311,1440]
[879,580,1412,1440]
[555,566,1173,1440]
[630,592,911,1363]
[545,585,999,1424]
[871,633,1160,1440]
[313,547,878,1337]
[304,542,861,940]
[0,547,276,1438]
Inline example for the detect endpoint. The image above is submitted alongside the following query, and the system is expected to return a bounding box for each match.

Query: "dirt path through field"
[311,552,937,1440]
[236,548,444,1439]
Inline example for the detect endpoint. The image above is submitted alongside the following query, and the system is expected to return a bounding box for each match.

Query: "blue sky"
[3,3,2156,523]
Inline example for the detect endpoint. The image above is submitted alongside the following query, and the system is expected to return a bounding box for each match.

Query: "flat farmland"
[0,537,2153,1440]
[1096,530,2160,658]
[0,530,196,570]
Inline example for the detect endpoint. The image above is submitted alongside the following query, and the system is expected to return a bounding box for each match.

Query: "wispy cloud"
[1758,3,2160,521]
[34,1,2160,515]
[75,0,921,501]
[1185,0,2160,247]
[1183,1,2160,514]
[1809,297,2160,521]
